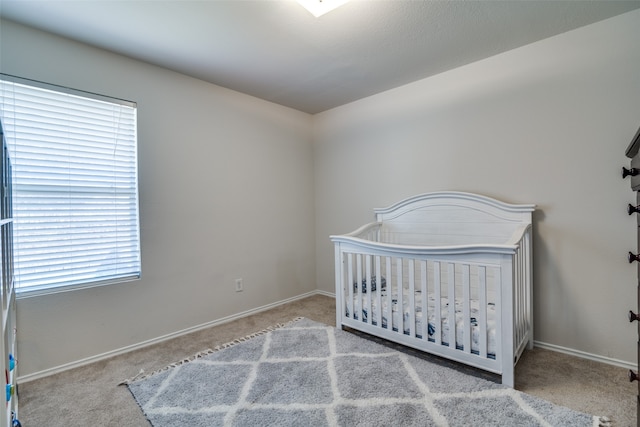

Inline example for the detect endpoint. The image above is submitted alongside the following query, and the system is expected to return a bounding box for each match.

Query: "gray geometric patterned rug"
[124,318,603,427]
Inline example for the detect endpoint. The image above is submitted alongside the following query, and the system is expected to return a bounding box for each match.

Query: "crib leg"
[527,313,534,350]
[502,364,515,388]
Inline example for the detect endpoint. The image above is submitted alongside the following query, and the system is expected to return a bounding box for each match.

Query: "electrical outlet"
[235,278,243,292]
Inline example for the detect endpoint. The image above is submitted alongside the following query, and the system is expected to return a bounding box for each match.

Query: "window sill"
[16,276,141,299]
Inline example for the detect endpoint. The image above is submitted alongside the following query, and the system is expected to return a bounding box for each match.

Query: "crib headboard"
[374,192,535,246]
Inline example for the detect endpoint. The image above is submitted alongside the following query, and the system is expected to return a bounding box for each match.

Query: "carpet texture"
[125,318,601,426]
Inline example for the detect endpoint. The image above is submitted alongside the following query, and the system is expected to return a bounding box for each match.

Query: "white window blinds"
[0,76,141,294]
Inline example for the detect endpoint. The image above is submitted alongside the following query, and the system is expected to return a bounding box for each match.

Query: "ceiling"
[1,0,639,114]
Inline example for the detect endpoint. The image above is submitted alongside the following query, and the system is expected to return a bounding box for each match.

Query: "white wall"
[314,10,640,365]
[1,19,316,376]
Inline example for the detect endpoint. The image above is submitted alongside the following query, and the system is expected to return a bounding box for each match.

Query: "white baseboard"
[18,290,329,384]
[533,340,637,371]
[315,289,335,298]
[20,291,634,383]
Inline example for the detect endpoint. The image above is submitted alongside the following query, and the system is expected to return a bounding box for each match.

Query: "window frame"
[0,74,142,297]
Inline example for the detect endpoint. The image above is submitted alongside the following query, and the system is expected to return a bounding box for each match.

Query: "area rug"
[124,317,604,426]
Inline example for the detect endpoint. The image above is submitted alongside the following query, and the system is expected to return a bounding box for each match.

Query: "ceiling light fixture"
[296,0,350,17]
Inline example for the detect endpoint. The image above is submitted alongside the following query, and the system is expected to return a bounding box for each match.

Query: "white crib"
[330,192,535,387]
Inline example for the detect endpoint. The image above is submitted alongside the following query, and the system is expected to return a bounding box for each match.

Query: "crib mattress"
[347,290,497,356]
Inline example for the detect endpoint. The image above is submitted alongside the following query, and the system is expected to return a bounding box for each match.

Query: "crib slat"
[495,265,503,365]
[336,247,345,328]
[347,253,354,321]
[356,254,363,323]
[514,249,520,346]
[520,245,527,344]
[462,264,471,354]
[386,256,392,331]
[434,262,441,345]
[518,247,527,340]
[517,247,524,345]
[478,266,487,358]
[365,255,372,325]
[397,257,403,334]
[448,263,456,350]
[421,260,428,340]
[375,255,382,328]
[408,259,415,337]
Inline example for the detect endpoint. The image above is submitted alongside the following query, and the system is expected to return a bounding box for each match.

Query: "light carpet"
[124,317,603,426]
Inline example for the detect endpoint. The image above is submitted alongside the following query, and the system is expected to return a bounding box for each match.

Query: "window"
[0,75,141,295]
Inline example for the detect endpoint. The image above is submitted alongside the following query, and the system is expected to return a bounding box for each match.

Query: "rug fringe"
[118,317,305,385]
